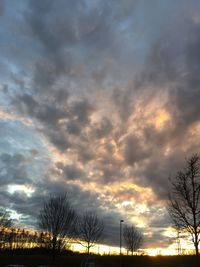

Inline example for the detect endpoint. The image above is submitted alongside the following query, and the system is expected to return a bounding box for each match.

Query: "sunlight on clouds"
[130,93,171,132]
[69,179,157,229]
[162,227,195,254]
[6,209,21,221]
[7,184,35,197]
[121,200,132,207]
[0,108,33,125]
[187,121,200,140]
[162,226,177,238]
[1,0,200,254]
[154,109,171,130]
[143,105,171,131]
[41,139,68,163]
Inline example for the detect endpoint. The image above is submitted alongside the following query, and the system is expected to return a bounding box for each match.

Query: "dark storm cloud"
[56,162,84,181]
[171,25,200,127]
[69,98,94,124]
[137,17,200,130]
[145,229,174,249]
[132,143,190,199]
[0,153,29,185]
[13,92,68,125]
[21,0,138,94]
[124,134,151,165]
[12,90,94,152]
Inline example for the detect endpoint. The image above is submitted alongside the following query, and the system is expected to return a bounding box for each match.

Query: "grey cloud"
[20,0,139,94]
[0,171,104,229]
[24,0,110,90]
[12,90,94,152]
[124,134,150,165]
[0,153,29,186]
[3,0,200,249]
[171,25,200,127]
[69,98,93,124]
[117,14,200,201]
[0,189,14,209]
[56,162,84,181]
[75,143,95,163]
[66,120,82,135]
[137,38,179,88]
[47,129,70,151]
[33,60,63,90]
[26,0,78,50]
[112,87,135,121]
[92,117,113,139]
[145,229,174,248]
[133,150,187,199]
[65,98,94,135]
[19,93,68,125]
[101,212,127,245]
[150,212,171,228]
[138,18,200,131]
[102,165,120,184]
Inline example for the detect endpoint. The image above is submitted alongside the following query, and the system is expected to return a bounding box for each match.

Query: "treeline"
[0,194,143,264]
[0,227,52,250]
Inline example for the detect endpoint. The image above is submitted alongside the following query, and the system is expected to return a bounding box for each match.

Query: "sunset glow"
[1,0,200,255]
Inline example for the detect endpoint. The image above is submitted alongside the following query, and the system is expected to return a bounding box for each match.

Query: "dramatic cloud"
[1,0,200,250]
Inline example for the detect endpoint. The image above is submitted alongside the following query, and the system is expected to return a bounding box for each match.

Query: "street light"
[120,219,124,267]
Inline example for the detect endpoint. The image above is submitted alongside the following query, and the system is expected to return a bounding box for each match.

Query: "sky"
[1,0,200,252]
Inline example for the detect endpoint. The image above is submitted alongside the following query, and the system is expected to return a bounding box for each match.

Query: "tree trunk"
[87,245,90,255]
[194,235,199,256]
[52,236,57,265]
[193,226,199,256]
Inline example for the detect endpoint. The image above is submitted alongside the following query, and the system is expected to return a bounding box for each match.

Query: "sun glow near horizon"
[70,240,194,256]
[70,243,193,256]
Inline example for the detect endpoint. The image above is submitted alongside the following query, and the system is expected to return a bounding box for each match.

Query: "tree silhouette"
[0,208,12,228]
[76,211,104,254]
[0,208,12,248]
[168,154,200,256]
[123,225,143,255]
[38,194,77,263]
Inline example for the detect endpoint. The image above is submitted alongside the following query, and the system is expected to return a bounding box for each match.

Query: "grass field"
[0,253,200,267]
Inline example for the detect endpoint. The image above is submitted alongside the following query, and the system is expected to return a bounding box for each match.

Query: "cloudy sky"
[1,0,200,250]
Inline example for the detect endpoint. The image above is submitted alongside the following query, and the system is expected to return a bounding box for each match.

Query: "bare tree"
[0,208,12,248]
[76,211,104,254]
[123,225,143,255]
[38,194,77,263]
[0,208,12,228]
[168,154,200,256]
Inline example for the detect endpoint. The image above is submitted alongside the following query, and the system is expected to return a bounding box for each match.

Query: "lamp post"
[120,219,124,267]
